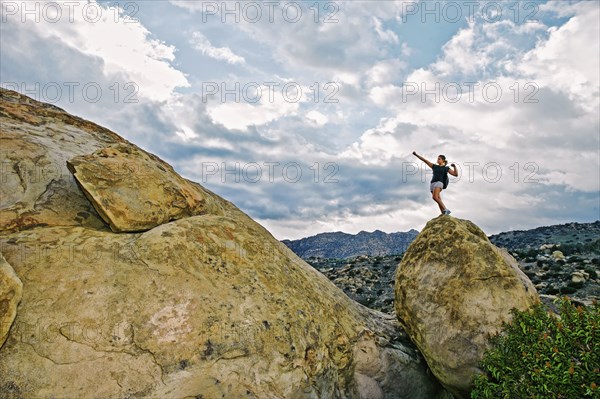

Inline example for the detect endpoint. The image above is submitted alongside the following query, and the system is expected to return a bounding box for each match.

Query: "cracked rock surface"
[0,88,450,398]
[395,216,539,399]
[0,253,22,348]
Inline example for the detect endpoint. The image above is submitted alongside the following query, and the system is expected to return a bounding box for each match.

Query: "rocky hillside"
[490,221,600,304]
[282,229,418,259]
[310,255,401,315]
[0,88,451,399]
[489,220,600,250]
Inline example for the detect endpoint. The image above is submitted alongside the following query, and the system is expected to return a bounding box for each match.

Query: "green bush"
[567,281,585,289]
[516,248,539,260]
[551,263,563,271]
[560,286,578,295]
[585,267,599,279]
[471,298,599,399]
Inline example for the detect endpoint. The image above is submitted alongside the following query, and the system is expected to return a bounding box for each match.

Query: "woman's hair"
[438,155,447,165]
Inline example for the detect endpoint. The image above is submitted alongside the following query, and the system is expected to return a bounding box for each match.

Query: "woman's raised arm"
[412,151,433,169]
[449,163,458,177]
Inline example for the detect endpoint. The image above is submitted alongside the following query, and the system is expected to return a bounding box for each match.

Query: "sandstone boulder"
[0,88,448,398]
[0,90,122,233]
[67,143,223,232]
[395,216,539,399]
[0,253,22,348]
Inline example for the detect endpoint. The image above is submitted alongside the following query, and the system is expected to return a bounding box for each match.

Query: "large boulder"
[67,143,224,232]
[0,88,449,398]
[0,253,22,348]
[394,216,539,399]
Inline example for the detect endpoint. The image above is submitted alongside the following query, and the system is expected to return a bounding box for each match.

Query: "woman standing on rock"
[412,151,458,216]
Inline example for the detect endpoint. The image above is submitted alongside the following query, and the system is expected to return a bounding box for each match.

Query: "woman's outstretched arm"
[412,151,433,169]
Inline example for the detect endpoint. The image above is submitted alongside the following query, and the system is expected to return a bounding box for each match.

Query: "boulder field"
[0,88,538,398]
[0,89,448,398]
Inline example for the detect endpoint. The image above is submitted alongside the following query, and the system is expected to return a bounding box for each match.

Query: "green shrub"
[584,267,598,280]
[560,286,577,295]
[516,248,539,260]
[567,281,585,289]
[551,263,563,271]
[471,298,599,399]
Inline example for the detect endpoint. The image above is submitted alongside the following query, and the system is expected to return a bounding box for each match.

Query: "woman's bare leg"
[432,187,446,214]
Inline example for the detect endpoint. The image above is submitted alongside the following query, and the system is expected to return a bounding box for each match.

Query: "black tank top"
[431,164,448,183]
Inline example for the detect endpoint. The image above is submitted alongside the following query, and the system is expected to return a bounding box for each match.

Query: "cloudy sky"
[1,0,599,239]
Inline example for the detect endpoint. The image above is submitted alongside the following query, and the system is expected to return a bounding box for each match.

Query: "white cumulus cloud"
[1,1,189,102]
[190,31,246,65]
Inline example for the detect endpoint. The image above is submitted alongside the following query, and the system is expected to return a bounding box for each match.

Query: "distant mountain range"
[281,229,419,259]
[282,221,600,260]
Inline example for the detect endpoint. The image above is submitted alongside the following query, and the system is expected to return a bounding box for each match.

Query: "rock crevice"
[0,253,22,349]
